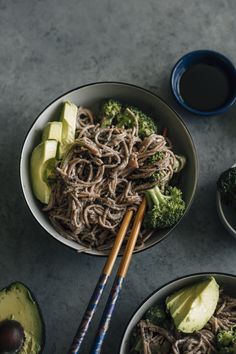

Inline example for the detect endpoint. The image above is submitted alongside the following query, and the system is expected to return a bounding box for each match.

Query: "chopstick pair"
[68,198,147,354]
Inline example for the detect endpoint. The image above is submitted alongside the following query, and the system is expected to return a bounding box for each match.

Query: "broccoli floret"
[147,151,165,165]
[101,99,122,127]
[145,306,169,328]
[117,106,157,137]
[149,170,166,183]
[217,167,236,207]
[216,327,236,354]
[116,110,134,129]
[144,185,185,229]
[128,107,157,137]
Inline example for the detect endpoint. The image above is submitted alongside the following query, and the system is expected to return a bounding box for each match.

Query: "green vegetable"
[145,305,169,328]
[101,99,122,127]
[117,106,157,137]
[148,170,166,184]
[173,155,186,173]
[216,326,236,354]
[147,151,165,165]
[144,185,185,229]
[166,277,219,333]
[100,101,157,138]
[217,167,236,207]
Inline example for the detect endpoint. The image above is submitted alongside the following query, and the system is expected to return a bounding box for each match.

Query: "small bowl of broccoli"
[216,164,236,239]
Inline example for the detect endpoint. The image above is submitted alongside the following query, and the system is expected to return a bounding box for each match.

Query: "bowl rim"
[119,271,236,353]
[216,163,236,239]
[19,81,199,257]
[171,49,236,116]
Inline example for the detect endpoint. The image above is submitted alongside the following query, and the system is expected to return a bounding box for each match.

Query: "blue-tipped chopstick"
[90,198,147,354]
[68,209,133,354]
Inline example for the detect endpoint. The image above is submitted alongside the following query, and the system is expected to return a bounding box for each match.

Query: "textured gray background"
[1,0,236,353]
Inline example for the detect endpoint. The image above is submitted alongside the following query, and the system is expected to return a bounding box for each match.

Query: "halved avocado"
[58,101,78,158]
[0,282,45,354]
[30,140,58,204]
[42,121,62,142]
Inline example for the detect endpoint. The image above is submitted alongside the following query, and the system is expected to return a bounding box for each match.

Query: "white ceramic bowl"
[20,82,198,255]
[216,163,236,239]
[120,272,236,354]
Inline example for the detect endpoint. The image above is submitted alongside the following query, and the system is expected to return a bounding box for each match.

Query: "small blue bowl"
[171,50,236,116]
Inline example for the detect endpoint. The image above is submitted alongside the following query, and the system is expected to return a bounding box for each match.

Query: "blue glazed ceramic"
[171,50,236,116]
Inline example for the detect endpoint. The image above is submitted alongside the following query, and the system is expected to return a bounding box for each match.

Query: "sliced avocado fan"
[30,101,78,204]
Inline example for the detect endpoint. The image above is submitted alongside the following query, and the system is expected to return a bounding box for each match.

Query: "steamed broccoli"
[147,151,165,165]
[101,101,157,137]
[101,99,122,127]
[117,106,157,137]
[216,327,236,354]
[145,305,169,328]
[144,185,185,229]
[148,170,166,184]
[116,109,134,129]
[217,167,236,208]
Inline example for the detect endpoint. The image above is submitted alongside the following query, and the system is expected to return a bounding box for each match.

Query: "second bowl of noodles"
[120,273,236,354]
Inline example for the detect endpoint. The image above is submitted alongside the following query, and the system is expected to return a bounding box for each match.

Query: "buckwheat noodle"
[45,106,180,251]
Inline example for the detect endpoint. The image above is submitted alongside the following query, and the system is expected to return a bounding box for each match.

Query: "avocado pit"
[0,320,25,354]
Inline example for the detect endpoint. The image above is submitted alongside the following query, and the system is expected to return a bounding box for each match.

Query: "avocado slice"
[167,277,219,333]
[170,283,207,329]
[0,282,45,354]
[167,286,195,321]
[58,101,78,158]
[166,286,190,311]
[178,277,219,333]
[31,140,58,204]
[42,121,62,142]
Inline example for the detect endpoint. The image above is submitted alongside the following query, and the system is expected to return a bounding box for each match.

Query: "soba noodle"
[44,106,181,251]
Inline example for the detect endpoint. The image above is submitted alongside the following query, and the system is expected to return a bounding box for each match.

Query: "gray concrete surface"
[1,0,236,353]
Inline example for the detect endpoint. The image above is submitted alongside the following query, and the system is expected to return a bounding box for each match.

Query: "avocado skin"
[0,282,45,354]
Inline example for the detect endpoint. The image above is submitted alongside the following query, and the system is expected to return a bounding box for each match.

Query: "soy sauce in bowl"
[171,50,236,115]
[180,63,232,111]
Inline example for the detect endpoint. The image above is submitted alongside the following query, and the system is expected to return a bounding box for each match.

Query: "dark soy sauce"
[179,63,232,111]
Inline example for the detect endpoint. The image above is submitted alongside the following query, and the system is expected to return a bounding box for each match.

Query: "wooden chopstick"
[117,198,147,277]
[90,198,147,354]
[68,209,133,354]
[103,209,134,276]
